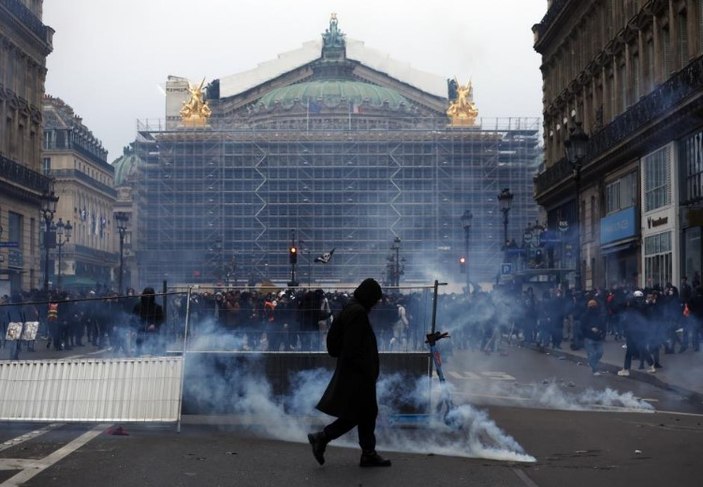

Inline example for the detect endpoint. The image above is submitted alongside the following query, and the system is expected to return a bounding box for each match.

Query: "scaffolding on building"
[133,117,541,290]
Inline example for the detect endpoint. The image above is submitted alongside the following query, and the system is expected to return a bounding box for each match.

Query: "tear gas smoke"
[184,350,536,463]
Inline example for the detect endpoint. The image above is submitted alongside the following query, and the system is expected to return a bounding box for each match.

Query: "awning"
[601,241,636,255]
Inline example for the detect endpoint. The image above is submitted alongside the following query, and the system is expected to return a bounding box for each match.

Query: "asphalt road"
[1,345,702,486]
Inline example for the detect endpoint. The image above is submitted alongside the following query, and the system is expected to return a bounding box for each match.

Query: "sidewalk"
[529,338,703,403]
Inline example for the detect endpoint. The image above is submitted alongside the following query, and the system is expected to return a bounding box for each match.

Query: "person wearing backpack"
[307,278,391,468]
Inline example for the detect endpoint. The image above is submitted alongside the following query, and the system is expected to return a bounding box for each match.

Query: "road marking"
[0,423,108,486]
[0,424,63,453]
[513,468,540,487]
[0,459,45,471]
[447,370,516,381]
[653,409,703,417]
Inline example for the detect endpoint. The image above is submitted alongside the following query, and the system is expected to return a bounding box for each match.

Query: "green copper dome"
[258,80,409,110]
[112,152,143,186]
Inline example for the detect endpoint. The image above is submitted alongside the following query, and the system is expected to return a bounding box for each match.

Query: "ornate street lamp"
[115,212,129,295]
[564,122,589,291]
[460,210,473,293]
[497,188,513,261]
[40,190,59,293]
[55,218,72,290]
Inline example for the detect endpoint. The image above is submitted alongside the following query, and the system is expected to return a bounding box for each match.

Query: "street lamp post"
[460,210,473,294]
[115,212,129,295]
[40,191,59,293]
[497,188,514,262]
[54,218,72,291]
[564,121,589,292]
[391,237,401,288]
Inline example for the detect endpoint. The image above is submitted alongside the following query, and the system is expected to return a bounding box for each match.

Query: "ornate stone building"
[533,0,703,290]
[127,16,541,290]
[42,96,115,291]
[0,0,54,295]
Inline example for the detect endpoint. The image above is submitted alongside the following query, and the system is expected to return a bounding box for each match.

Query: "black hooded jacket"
[132,287,164,333]
[316,278,383,420]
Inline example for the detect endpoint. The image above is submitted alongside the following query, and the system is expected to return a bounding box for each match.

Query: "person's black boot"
[360,450,391,467]
[307,431,328,465]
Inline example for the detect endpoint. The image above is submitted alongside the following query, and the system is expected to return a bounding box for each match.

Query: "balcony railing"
[535,55,703,196]
[0,153,51,194]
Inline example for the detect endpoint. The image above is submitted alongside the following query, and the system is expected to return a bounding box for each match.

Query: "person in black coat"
[307,278,391,468]
[132,287,164,356]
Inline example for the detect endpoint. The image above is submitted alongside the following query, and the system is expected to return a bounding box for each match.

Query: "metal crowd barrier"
[0,357,183,422]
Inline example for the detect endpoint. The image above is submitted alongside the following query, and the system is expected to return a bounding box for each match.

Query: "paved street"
[1,336,702,486]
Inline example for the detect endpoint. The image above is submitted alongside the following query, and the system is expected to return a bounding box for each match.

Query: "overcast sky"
[43,0,547,162]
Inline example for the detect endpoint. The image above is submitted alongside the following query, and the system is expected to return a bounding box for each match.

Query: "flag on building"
[314,248,335,263]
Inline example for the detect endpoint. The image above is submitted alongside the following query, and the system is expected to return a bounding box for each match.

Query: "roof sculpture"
[446,80,479,126]
[180,79,212,126]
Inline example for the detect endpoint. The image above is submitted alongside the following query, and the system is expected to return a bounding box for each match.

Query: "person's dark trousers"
[638,341,654,368]
[623,335,636,370]
[323,415,376,452]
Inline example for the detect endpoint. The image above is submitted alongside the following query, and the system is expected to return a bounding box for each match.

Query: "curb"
[522,342,703,406]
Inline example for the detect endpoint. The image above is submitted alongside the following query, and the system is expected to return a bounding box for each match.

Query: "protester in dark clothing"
[307,278,391,468]
[132,287,164,356]
[581,298,606,375]
[684,286,703,352]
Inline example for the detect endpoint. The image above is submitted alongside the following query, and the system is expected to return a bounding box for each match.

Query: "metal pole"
[574,171,582,291]
[465,226,470,293]
[118,231,124,295]
[43,222,50,293]
[395,245,400,287]
[503,210,509,262]
[57,243,62,291]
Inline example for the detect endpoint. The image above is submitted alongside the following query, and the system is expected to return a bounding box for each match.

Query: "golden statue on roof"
[180,78,212,126]
[446,79,479,127]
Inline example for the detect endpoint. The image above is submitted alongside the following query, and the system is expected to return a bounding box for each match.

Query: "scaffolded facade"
[132,18,540,289]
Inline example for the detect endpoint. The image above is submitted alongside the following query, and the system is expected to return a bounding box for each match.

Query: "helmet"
[633,290,644,298]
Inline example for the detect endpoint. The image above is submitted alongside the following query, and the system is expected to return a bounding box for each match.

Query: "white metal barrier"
[0,357,183,422]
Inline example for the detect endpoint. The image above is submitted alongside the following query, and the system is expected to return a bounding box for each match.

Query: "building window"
[8,211,22,245]
[42,157,51,175]
[644,231,672,288]
[643,146,671,212]
[631,52,640,102]
[677,10,689,67]
[681,130,703,202]
[605,172,637,214]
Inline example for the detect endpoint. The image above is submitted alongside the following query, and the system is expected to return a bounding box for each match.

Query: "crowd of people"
[1,279,701,371]
[0,286,164,356]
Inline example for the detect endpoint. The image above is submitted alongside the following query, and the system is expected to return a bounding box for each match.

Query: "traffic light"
[459,256,466,273]
[289,245,298,264]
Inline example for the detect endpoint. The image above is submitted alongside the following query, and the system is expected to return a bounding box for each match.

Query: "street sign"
[0,241,19,248]
[501,263,512,275]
